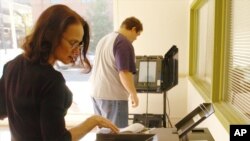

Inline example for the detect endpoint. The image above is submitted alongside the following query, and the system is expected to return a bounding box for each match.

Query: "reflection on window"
[0,0,32,75]
[196,0,214,85]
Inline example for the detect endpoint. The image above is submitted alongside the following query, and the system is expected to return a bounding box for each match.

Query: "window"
[0,0,29,76]
[197,0,214,84]
[0,0,113,73]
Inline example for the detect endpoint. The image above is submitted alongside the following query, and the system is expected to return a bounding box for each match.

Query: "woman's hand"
[69,115,119,141]
[90,115,119,133]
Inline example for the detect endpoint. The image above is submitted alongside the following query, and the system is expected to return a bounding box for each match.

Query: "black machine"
[162,45,178,91]
[96,103,215,141]
[134,45,178,93]
[133,45,179,128]
[133,113,163,128]
[134,55,163,93]
[133,45,178,127]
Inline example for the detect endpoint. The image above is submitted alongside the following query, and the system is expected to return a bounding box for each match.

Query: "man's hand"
[130,94,139,108]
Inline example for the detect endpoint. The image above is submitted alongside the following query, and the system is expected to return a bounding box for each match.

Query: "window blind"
[226,0,250,119]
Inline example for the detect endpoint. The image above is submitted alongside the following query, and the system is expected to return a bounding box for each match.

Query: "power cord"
[165,91,173,127]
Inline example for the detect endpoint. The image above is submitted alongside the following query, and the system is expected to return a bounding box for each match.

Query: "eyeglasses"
[62,37,83,49]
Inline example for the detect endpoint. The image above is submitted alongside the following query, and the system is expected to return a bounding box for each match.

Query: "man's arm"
[119,70,139,107]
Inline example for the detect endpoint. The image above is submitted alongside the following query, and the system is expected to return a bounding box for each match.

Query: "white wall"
[114,0,189,123]
[114,0,189,74]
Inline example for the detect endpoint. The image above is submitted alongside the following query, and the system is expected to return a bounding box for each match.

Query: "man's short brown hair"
[121,17,143,33]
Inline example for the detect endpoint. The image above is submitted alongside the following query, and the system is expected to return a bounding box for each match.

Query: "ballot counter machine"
[132,45,178,128]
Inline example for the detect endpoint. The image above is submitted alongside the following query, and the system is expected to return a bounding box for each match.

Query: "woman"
[0,4,119,141]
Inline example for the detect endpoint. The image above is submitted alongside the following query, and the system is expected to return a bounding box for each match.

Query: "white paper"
[119,123,145,133]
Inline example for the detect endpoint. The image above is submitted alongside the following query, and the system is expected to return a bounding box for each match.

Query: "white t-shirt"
[89,32,136,100]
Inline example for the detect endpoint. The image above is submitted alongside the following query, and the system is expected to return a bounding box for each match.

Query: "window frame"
[189,0,212,101]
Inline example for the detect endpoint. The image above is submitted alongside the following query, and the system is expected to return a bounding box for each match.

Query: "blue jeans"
[91,97,128,128]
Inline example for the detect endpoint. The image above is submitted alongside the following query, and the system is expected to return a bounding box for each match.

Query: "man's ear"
[132,27,137,32]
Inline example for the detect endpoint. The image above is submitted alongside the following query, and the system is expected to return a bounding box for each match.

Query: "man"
[89,17,143,128]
